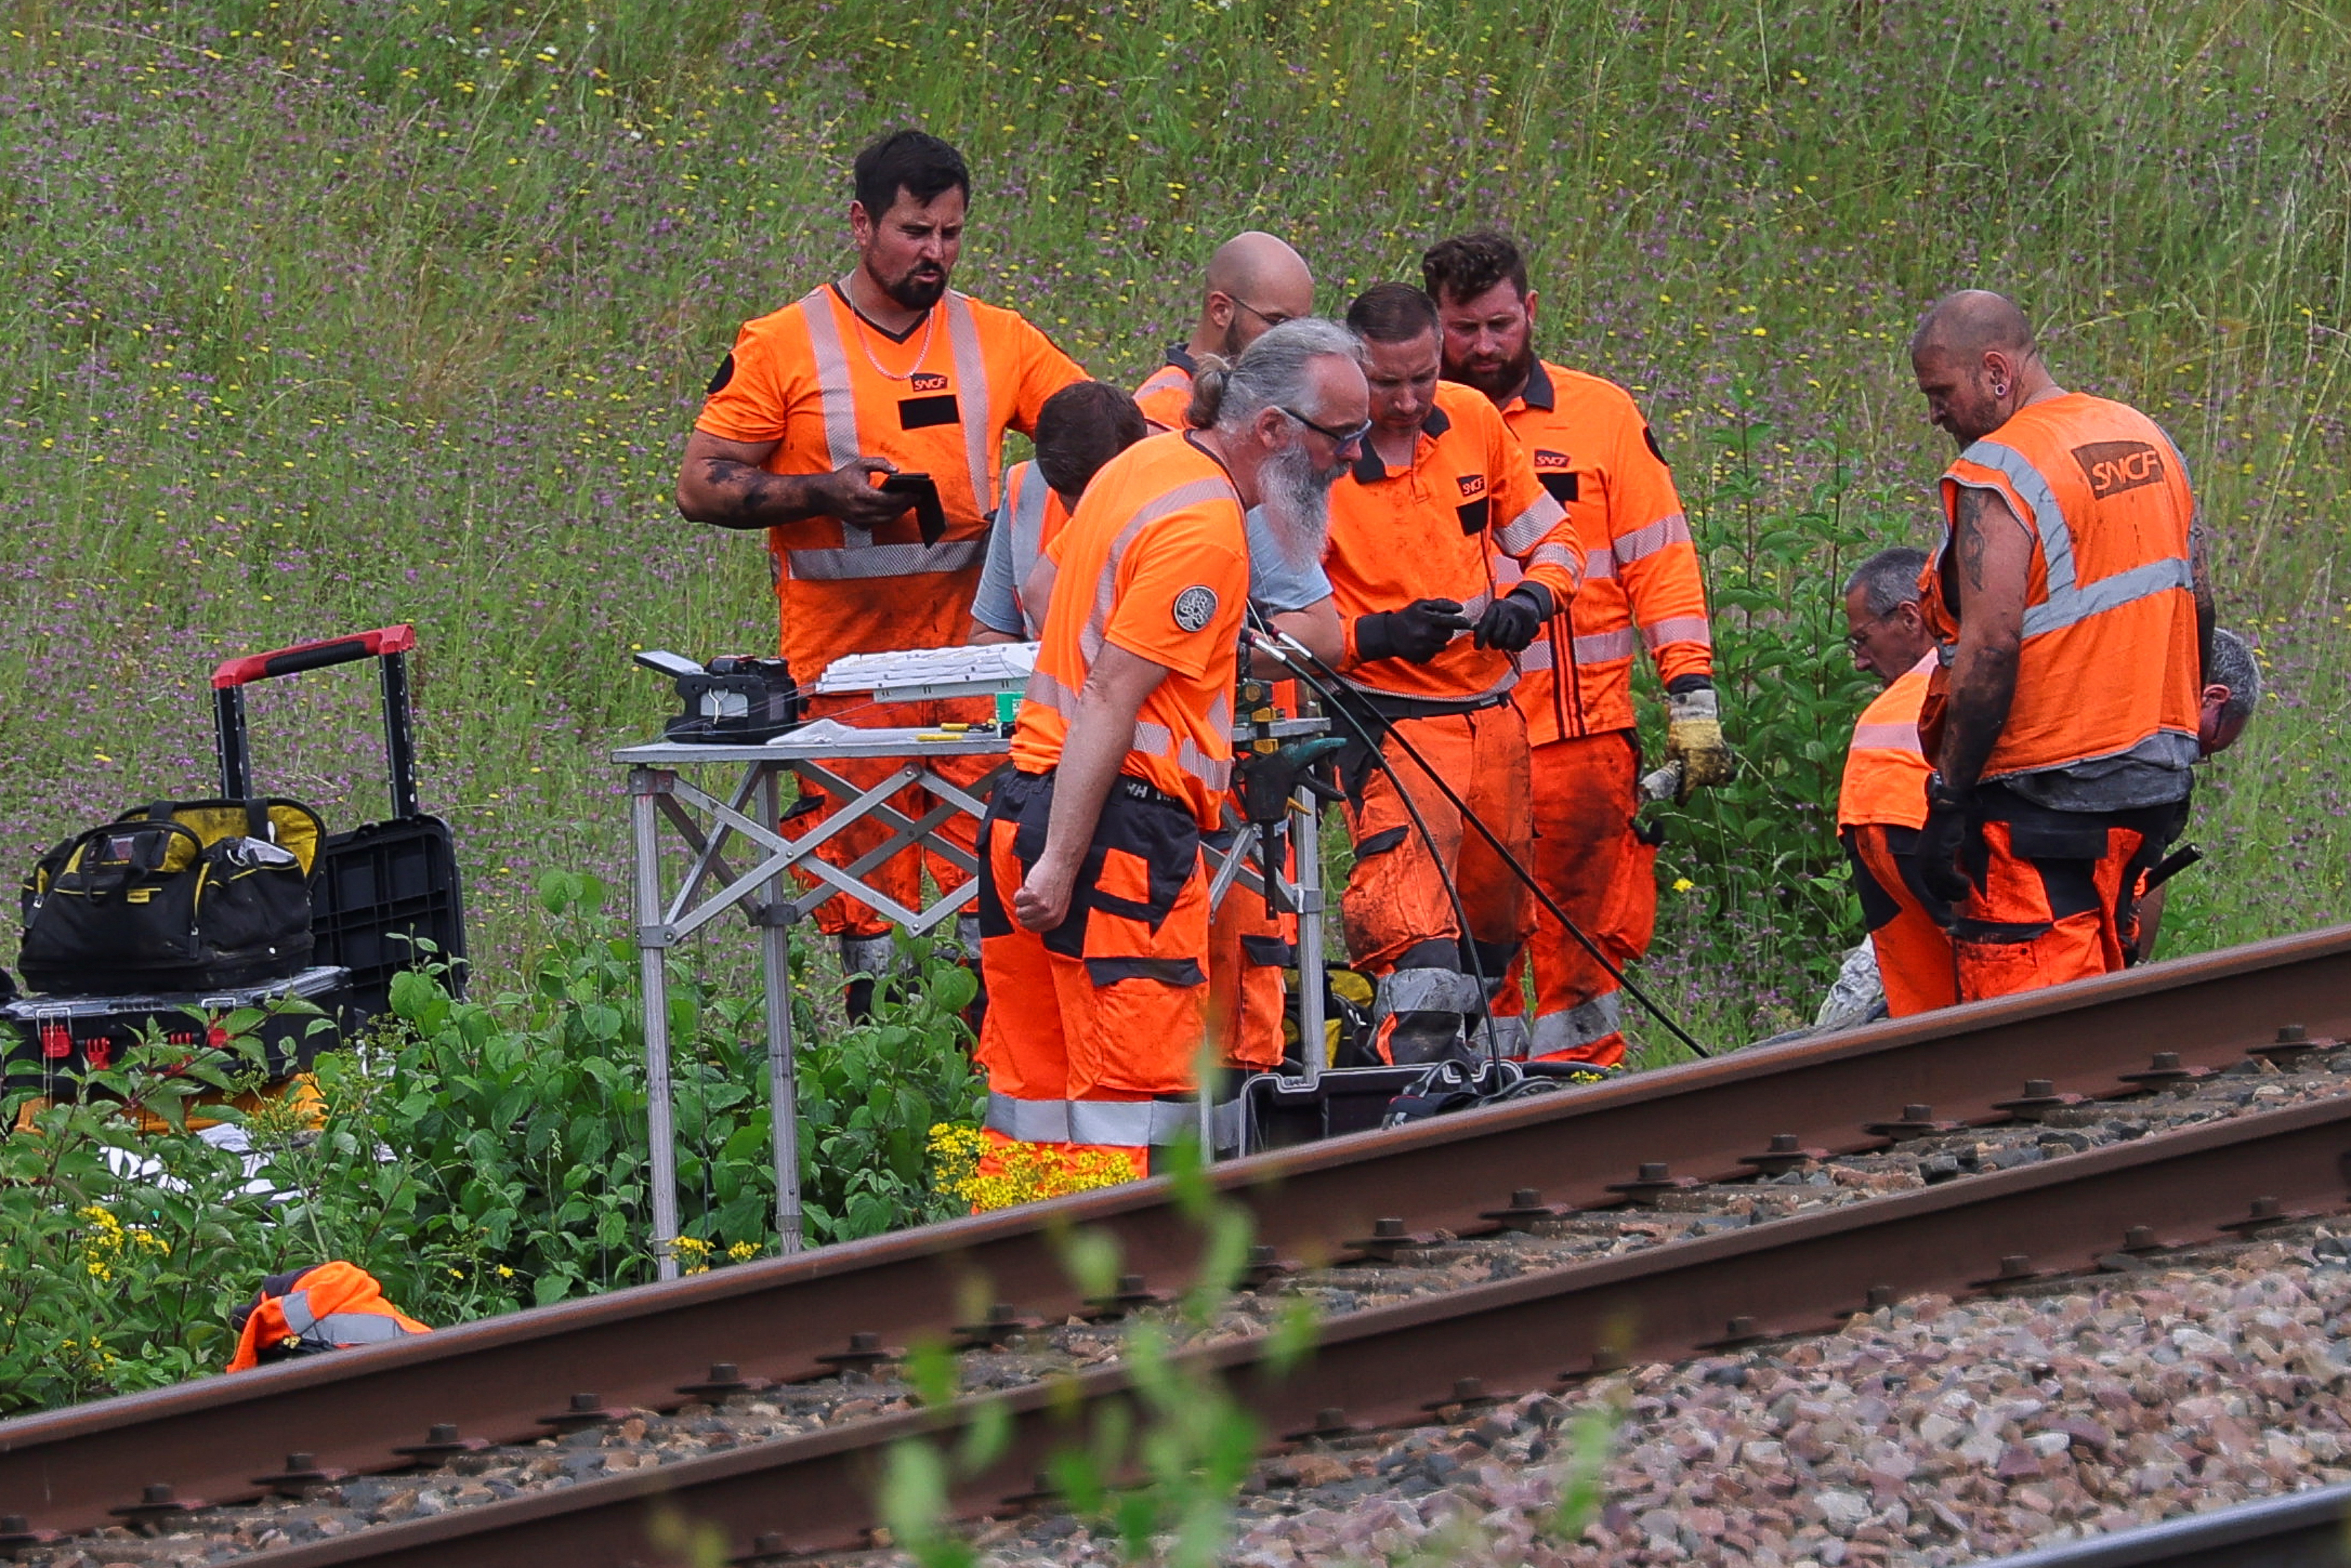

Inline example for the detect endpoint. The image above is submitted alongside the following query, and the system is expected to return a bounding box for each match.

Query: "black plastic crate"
[2,964,349,1101]
[1237,1065,1427,1153]
[312,816,468,1022]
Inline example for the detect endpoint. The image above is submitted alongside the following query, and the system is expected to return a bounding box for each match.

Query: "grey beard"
[1257,438,1334,569]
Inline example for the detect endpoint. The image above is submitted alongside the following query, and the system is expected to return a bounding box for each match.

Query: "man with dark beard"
[970,320,1367,1199]
[1422,229,1726,1065]
[1320,284,1581,1066]
[677,130,1085,1016]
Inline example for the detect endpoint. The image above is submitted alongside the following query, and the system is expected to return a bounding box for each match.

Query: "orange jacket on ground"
[226,1261,430,1372]
[1134,348,1196,433]
[1009,431,1252,829]
[1328,382,1578,705]
[1837,652,1936,831]
[1491,361,1713,743]
[695,284,1085,678]
[1920,393,2201,786]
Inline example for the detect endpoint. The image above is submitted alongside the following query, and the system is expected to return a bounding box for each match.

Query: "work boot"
[1373,966,1480,1067]
[839,933,897,1024]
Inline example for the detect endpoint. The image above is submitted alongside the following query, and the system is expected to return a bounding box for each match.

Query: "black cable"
[1240,609,1494,1054]
[1258,632,1711,1060]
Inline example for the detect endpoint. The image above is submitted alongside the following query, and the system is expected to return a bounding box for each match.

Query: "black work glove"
[1916,778,1975,907]
[1354,598,1468,665]
[1474,587,1548,652]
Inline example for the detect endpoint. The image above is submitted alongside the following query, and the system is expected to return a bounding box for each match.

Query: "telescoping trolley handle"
[211,625,421,819]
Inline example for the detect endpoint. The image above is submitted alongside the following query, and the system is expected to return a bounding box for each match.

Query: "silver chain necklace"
[842,274,937,383]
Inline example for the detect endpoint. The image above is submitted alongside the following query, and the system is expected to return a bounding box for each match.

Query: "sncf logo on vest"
[910,372,949,393]
[1456,474,1488,498]
[2071,440,2165,499]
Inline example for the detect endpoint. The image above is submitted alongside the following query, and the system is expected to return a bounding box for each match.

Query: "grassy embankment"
[0,0,2345,1054]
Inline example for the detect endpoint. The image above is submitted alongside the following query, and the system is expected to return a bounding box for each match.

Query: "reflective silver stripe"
[941,292,996,514]
[1373,966,1481,1020]
[1025,667,1083,716]
[1459,589,1493,620]
[278,1290,318,1337]
[1850,721,1924,756]
[1474,1014,1534,1061]
[1574,628,1640,663]
[1640,615,1713,651]
[1494,490,1568,555]
[1616,512,1691,563]
[1953,439,2192,641]
[1528,543,1581,578]
[1067,1098,1198,1146]
[1518,637,1553,673]
[1532,992,1622,1055]
[1020,551,1061,641]
[306,1313,412,1348]
[985,1092,1071,1143]
[786,539,986,581]
[1078,476,1240,663]
[1585,548,1617,582]
[839,933,899,977]
[1001,461,1055,625]
[798,289,861,471]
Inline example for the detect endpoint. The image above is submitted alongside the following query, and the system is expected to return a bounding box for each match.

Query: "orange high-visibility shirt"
[1491,360,1714,743]
[1837,652,1935,831]
[1326,381,1579,704]
[970,459,1074,639]
[1011,432,1251,828]
[695,284,1084,679]
[1133,348,1196,433]
[1920,393,2201,784]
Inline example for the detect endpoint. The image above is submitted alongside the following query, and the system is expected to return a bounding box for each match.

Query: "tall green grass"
[0,0,2344,1045]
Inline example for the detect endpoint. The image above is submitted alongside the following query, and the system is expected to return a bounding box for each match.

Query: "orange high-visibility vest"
[1920,393,2200,783]
[1838,652,1935,831]
[695,284,1084,680]
[1491,360,1714,742]
[1326,382,1579,705]
[226,1261,430,1372]
[1134,349,1196,433]
[993,458,1073,640]
[1010,432,1252,828]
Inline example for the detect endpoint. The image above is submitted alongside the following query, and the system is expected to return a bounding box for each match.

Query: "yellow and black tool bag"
[18,799,323,995]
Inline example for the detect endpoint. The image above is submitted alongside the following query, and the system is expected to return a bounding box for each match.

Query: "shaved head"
[1191,232,1315,359]
[1910,289,2036,361]
[1909,289,2056,448]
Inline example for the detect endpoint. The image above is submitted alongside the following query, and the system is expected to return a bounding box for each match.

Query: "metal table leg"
[1292,784,1326,1095]
[756,766,804,1254]
[630,768,682,1282]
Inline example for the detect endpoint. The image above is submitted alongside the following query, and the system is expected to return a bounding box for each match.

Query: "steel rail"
[217,1067,2351,1566]
[1980,1483,2351,1566]
[6,925,2350,1537]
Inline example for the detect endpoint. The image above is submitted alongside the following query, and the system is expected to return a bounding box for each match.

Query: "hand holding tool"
[1355,598,1472,665]
[1664,685,1735,801]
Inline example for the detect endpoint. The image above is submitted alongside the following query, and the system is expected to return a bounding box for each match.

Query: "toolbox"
[212,626,469,1022]
[1237,1065,1429,1153]
[2,964,349,1100]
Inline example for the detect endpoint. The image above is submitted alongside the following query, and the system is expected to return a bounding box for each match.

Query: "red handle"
[211,625,416,689]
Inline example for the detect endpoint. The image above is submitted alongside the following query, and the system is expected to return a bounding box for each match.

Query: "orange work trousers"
[972,771,1211,1206]
[1949,786,2183,1005]
[1340,703,1533,986]
[1844,823,1958,1017]
[1206,821,1292,1073]
[793,690,998,939]
[1506,730,1658,1064]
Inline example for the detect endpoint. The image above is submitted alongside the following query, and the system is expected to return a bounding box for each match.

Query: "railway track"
[1985,1481,2351,1566]
[7,924,2351,1564]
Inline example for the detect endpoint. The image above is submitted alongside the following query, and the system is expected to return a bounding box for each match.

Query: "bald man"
[1908,289,2213,1003]
[1134,233,1317,430]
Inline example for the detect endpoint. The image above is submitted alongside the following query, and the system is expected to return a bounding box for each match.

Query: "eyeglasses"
[1844,611,1894,652]
[1280,406,1373,447]
[1231,297,1296,329]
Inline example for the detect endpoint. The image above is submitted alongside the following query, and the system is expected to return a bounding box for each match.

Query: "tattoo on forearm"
[1956,486,1989,592]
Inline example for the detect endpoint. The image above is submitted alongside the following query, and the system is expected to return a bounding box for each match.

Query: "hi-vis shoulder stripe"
[1850,721,1925,756]
[798,288,997,519]
[1494,490,1568,556]
[1953,439,2192,641]
[1615,512,1692,564]
[1077,477,1240,666]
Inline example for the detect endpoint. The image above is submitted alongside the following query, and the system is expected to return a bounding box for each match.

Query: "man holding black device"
[677,129,1085,1013]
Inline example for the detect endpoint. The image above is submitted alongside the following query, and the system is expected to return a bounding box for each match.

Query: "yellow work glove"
[1665,686,1735,802]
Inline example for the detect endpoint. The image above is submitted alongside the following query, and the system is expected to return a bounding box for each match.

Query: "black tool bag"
[18,799,324,995]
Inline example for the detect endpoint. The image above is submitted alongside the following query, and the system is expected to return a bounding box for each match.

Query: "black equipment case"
[211,625,468,1021]
[2,964,348,1100]
[1237,1065,1429,1153]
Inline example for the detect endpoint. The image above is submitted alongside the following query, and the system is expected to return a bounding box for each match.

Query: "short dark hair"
[1421,230,1531,306]
[852,129,970,218]
[1844,546,1930,618]
[1344,283,1439,345]
[1033,382,1147,498]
